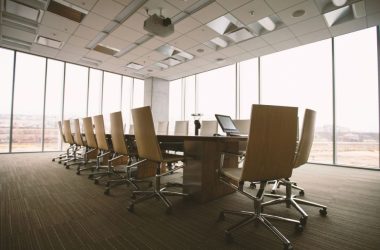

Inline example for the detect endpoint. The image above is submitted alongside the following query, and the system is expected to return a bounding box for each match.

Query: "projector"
[143,14,174,37]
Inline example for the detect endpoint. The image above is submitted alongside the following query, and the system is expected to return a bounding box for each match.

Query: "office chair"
[174,120,189,136]
[232,119,250,134]
[104,111,152,195]
[52,121,73,163]
[262,109,327,225]
[156,121,169,135]
[200,120,218,136]
[129,124,134,134]
[218,104,301,250]
[66,119,89,169]
[128,106,188,214]
[60,119,79,167]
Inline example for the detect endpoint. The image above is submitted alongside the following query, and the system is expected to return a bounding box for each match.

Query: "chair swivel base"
[218,208,302,250]
[103,178,152,195]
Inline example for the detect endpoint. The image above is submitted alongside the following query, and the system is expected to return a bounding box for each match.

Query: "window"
[169,79,183,134]
[88,69,102,116]
[133,79,144,108]
[335,27,379,168]
[64,63,88,119]
[184,76,196,135]
[102,72,122,132]
[122,76,134,131]
[261,39,333,164]
[12,52,46,152]
[0,48,14,153]
[239,58,259,118]
[197,65,236,120]
[44,59,64,151]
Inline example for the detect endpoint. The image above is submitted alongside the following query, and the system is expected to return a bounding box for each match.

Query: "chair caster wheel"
[218,212,225,221]
[76,171,80,175]
[104,189,110,195]
[58,161,62,164]
[88,174,93,179]
[295,224,303,232]
[319,208,327,216]
[52,159,55,162]
[105,182,110,187]
[270,190,276,194]
[225,233,233,243]
[299,190,305,196]
[94,179,99,185]
[300,217,307,226]
[249,183,256,189]
[165,207,172,214]
[128,204,134,212]
[284,243,293,250]
[65,166,69,169]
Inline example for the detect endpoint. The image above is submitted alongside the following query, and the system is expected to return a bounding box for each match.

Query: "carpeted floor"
[0,153,379,249]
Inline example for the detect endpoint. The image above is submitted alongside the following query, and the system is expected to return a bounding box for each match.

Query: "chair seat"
[221,167,242,181]
[162,153,184,163]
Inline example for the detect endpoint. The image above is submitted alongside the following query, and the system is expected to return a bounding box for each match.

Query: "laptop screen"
[215,114,240,134]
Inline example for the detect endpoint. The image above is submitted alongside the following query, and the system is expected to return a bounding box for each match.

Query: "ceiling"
[1,0,379,81]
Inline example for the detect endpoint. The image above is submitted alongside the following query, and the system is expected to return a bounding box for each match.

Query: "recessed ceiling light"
[332,0,347,7]
[249,10,255,16]
[258,17,276,31]
[35,35,63,49]
[292,9,305,18]
[126,62,144,70]
[196,48,204,53]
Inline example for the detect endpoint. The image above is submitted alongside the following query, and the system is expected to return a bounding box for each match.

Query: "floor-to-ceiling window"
[88,69,103,117]
[122,76,134,132]
[0,48,14,153]
[12,52,46,152]
[169,79,183,134]
[44,59,64,151]
[63,63,88,120]
[239,58,259,119]
[335,27,379,168]
[133,79,145,108]
[102,72,122,132]
[260,39,333,164]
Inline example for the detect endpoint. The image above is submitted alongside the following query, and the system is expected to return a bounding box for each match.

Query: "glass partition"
[122,76,134,131]
[88,69,103,117]
[133,79,144,108]
[102,72,122,132]
[169,79,183,134]
[239,58,259,119]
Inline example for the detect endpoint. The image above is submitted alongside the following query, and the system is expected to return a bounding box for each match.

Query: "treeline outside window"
[0,48,144,153]
[169,27,379,169]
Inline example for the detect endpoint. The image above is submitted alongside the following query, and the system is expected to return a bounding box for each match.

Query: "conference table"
[125,134,248,203]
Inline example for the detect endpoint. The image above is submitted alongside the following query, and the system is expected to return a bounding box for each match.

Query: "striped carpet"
[0,153,379,249]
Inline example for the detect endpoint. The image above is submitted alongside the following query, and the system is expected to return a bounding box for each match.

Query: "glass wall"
[44,59,64,151]
[122,76,134,132]
[239,58,259,119]
[169,79,182,134]
[133,79,145,108]
[102,72,122,132]
[88,69,103,116]
[12,53,46,152]
[0,48,14,153]
[64,63,88,120]
[261,39,333,164]
[335,28,379,168]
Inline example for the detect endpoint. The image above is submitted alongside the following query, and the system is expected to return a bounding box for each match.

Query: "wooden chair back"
[110,111,128,155]
[293,109,316,168]
[57,121,66,143]
[129,124,134,134]
[62,120,74,145]
[156,121,169,135]
[82,117,97,149]
[93,114,109,151]
[174,120,189,135]
[73,119,84,146]
[131,106,162,162]
[241,105,298,182]
[200,120,218,136]
[233,119,250,134]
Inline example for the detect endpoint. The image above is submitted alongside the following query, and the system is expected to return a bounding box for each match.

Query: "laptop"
[215,114,243,136]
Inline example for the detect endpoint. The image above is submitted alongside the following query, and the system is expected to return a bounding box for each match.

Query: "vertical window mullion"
[332,38,337,165]
[42,58,48,152]
[9,52,17,153]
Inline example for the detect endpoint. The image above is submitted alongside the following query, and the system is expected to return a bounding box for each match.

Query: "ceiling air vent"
[126,62,144,70]
[94,44,120,56]
[4,0,44,22]
[47,0,88,23]
[35,35,63,49]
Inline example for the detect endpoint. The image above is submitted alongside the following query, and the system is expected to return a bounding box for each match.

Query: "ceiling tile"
[187,44,215,57]
[265,0,305,12]
[41,12,79,34]
[81,12,110,31]
[113,0,133,6]
[237,36,268,51]
[138,0,181,18]
[191,2,227,24]
[250,45,276,57]
[170,35,199,50]
[2,26,36,43]
[231,0,274,25]
[155,31,182,42]
[56,50,82,63]
[67,35,90,47]
[140,37,165,50]
[365,0,380,15]
[230,52,255,63]
[141,51,167,61]
[175,16,202,34]
[119,52,140,62]
[102,35,131,50]
[165,0,199,11]
[202,51,228,62]
[216,0,251,11]
[38,25,71,42]
[218,45,246,57]
[129,45,150,56]
[31,44,59,58]
[61,43,89,56]
[329,17,367,37]
[297,28,331,45]
[122,12,147,33]
[73,25,99,40]
[272,38,301,51]
[65,0,97,11]
[86,50,113,61]
[186,25,219,43]
[261,27,296,44]
[367,11,380,27]
[111,25,145,43]
[276,0,320,26]
[92,0,124,19]
[289,16,328,37]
